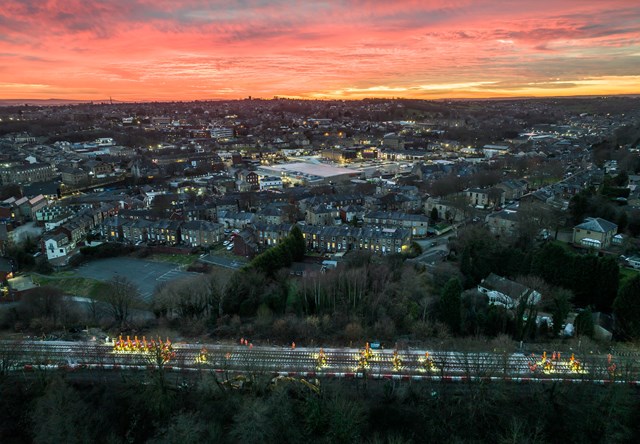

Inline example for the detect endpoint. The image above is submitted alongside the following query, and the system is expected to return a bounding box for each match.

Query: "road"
[1,340,634,384]
[411,234,454,266]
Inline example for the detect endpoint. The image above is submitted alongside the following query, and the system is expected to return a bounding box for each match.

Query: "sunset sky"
[1,0,639,101]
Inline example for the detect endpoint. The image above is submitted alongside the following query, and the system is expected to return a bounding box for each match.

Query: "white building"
[44,233,74,261]
[259,176,283,190]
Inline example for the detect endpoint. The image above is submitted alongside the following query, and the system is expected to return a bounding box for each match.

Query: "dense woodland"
[1,370,640,444]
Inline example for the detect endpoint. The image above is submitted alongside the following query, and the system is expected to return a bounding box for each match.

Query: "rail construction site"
[1,338,638,385]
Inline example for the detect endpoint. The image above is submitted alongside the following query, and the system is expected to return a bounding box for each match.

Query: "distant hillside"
[0,98,117,106]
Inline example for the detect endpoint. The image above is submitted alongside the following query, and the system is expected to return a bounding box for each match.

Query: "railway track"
[1,340,639,384]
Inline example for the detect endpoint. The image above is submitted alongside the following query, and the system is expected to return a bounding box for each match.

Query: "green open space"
[31,275,106,298]
[146,253,199,266]
[620,267,640,286]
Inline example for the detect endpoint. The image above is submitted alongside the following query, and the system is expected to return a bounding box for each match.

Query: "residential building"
[486,209,519,236]
[362,211,429,237]
[43,233,74,261]
[233,228,259,258]
[181,220,224,247]
[301,225,411,255]
[339,205,365,224]
[254,222,293,247]
[148,219,182,245]
[60,167,89,186]
[218,211,255,229]
[424,196,466,223]
[101,216,128,242]
[496,179,528,201]
[478,273,541,309]
[255,205,287,225]
[122,219,152,244]
[238,170,259,187]
[306,204,340,226]
[465,187,505,208]
[572,217,618,249]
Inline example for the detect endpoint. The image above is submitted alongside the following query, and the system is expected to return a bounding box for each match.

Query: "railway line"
[1,339,639,384]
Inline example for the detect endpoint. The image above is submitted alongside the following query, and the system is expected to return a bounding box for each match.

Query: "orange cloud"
[0,0,638,100]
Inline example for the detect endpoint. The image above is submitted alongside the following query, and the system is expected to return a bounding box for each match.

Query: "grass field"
[31,275,106,298]
[620,267,640,286]
[146,253,199,266]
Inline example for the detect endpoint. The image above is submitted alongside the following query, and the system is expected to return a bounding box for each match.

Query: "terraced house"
[147,220,182,245]
[181,220,224,247]
[363,211,429,237]
[301,225,411,255]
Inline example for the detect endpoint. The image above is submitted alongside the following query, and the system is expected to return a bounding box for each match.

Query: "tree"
[327,396,365,444]
[151,412,220,444]
[31,378,92,444]
[0,184,21,200]
[440,278,462,334]
[574,307,595,338]
[289,225,306,261]
[613,275,640,339]
[568,192,590,225]
[153,274,217,322]
[549,289,573,337]
[230,398,276,444]
[18,286,68,330]
[430,207,439,222]
[487,187,504,208]
[98,276,140,326]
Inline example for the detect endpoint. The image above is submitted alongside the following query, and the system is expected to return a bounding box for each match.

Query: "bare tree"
[17,286,70,331]
[446,193,473,222]
[487,187,505,208]
[153,268,232,321]
[99,276,140,327]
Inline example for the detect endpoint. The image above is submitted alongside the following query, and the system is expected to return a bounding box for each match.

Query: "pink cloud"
[0,0,638,100]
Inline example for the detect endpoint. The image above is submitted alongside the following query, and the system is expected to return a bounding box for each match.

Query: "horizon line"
[2,92,640,106]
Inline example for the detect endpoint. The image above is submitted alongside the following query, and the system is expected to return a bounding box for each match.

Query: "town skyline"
[1,0,639,102]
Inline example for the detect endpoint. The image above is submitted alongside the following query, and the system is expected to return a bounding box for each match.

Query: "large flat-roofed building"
[257,162,362,185]
[0,163,55,185]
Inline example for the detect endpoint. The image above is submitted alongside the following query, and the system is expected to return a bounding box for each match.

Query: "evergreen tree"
[440,277,462,334]
[550,289,573,336]
[613,275,640,339]
[575,307,595,338]
[568,192,590,225]
[289,224,306,260]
